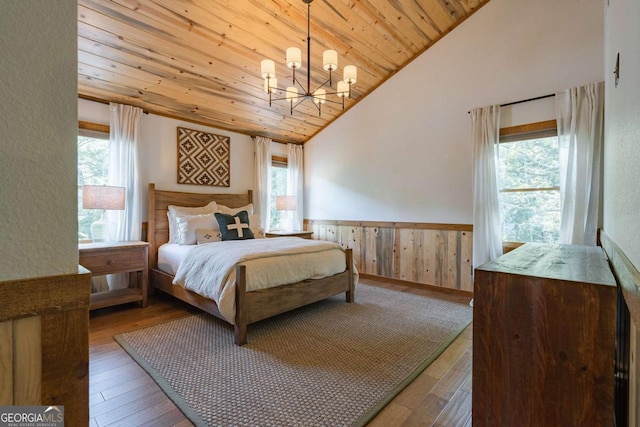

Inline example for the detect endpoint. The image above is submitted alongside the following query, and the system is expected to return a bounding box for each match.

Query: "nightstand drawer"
[80,247,145,275]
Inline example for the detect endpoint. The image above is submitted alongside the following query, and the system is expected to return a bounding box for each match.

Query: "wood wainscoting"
[305,220,473,293]
[0,268,91,425]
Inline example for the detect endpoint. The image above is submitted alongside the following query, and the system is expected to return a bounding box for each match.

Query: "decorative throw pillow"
[175,213,217,245]
[214,211,255,241]
[251,226,266,239]
[195,229,222,244]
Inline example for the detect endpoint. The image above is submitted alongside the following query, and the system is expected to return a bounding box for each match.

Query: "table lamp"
[275,195,297,231]
[82,185,126,242]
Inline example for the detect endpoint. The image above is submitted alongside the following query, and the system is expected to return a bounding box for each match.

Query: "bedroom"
[2,0,640,425]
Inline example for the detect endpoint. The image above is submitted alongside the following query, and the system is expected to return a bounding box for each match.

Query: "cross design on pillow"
[227,216,249,237]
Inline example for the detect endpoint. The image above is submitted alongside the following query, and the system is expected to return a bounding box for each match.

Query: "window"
[498,120,560,244]
[269,156,288,230]
[78,122,110,240]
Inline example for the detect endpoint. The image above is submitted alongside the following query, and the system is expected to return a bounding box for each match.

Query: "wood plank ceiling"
[78,0,489,144]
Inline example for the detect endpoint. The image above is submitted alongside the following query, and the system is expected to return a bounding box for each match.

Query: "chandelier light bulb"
[261,59,275,79]
[286,47,302,69]
[264,77,277,93]
[343,65,357,84]
[286,86,298,103]
[313,88,326,104]
[323,50,338,71]
[337,81,349,98]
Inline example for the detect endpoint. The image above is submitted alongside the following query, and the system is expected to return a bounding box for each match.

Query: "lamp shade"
[337,80,349,98]
[313,88,326,104]
[260,59,275,79]
[82,185,125,210]
[264,77,277,93]
[286,47,302,69]
[286,86,298,103]
[343,65,357,84]
[323,50,338,71]
[275,195,297,211]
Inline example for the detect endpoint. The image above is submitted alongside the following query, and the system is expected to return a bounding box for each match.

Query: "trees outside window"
[269,160,287,230]
[78,132,109,240]
[498,124,560,244]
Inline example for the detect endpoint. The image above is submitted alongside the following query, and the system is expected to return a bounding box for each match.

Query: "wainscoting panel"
[0,320,12,405]
[306,220,473,292]
[0,269,91,424]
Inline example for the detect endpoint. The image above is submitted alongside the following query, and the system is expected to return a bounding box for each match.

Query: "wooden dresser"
[472,243,617,426]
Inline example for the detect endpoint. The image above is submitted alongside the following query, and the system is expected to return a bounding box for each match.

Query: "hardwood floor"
[89,278,473,426]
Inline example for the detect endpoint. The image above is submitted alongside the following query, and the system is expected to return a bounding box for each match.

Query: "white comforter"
[172,237,355,324]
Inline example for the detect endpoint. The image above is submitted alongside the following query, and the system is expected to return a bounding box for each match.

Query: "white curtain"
[472,105,503,269]
[287,143,304,231]
[254,136,272,230]
[108,102,143,241]
[107,102,142,290]
[555,82,604,246]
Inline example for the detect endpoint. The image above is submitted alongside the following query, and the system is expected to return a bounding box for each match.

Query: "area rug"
[114,284,472,427]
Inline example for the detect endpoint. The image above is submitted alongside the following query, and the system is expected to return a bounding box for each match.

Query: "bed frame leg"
[345,248,355,303]
[234,323,247,346]
[234,264,248,345]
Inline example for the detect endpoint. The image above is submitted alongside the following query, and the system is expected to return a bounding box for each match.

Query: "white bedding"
[164,237,357,324]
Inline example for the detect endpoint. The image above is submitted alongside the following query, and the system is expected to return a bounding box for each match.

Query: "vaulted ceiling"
[78,0,489,144]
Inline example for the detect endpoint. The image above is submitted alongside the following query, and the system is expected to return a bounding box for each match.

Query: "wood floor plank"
[93,390,170,426]
[88,278,473,426]
[105,398,186,427]
[367,401,413,426]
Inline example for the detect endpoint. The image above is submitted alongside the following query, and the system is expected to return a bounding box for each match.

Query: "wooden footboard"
[234,248,354,344]
[150,249,355,345]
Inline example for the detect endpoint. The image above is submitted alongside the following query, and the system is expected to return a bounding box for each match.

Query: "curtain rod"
[468,93,555,114]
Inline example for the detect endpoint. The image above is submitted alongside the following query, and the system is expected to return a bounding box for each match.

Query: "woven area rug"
[115,284,472,427]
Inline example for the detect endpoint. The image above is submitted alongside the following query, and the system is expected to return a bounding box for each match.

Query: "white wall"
[78,98,256,221]
[603,0,640,268]
[305,0,604,224]
[0,1,78,280]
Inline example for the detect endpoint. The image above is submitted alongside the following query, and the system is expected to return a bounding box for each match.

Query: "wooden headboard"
[147,183,253,269]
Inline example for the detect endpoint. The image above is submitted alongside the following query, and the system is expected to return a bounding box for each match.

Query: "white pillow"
[167,201,218,243]
[219,203,254,215]
[248,214,265,238]
[175,213,218,245]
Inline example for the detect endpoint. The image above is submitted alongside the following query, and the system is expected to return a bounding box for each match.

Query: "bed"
[147,183,355,345]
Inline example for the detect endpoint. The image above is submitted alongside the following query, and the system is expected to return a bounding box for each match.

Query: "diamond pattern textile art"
[177,127,230,187]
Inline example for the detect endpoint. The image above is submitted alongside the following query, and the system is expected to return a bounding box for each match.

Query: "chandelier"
[259,0,357,116]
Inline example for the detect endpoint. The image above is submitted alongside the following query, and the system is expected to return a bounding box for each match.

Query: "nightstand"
[265,230,314,239]
[79,241,149,310]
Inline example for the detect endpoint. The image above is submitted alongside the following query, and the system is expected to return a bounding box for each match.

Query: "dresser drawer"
[80,247,146,275]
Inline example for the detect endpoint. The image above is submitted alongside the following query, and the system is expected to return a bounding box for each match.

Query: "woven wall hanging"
[177,127,230,187]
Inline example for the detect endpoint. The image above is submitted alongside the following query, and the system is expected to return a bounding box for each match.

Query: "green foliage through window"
[498,136,560,244]
[269,164,287,230]
[78,134,109,240]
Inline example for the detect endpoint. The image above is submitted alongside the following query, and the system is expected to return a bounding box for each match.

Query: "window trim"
[272,155,287,168]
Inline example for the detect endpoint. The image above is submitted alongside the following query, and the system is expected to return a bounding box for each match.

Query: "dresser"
[472,243,616,426]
